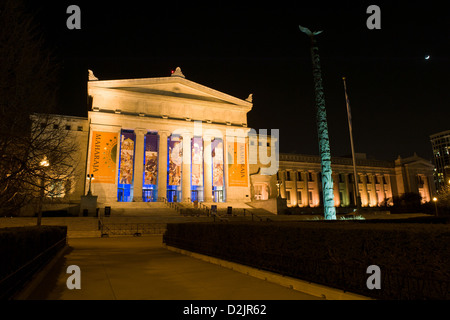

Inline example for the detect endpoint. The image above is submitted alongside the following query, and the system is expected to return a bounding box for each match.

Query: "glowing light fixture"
[40,156,49,167]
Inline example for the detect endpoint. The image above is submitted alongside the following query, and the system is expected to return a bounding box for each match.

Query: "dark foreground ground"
[24,235,322,300]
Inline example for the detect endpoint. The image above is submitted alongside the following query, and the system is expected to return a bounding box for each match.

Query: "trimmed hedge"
[0,226,67,299]
[163,221,450,299]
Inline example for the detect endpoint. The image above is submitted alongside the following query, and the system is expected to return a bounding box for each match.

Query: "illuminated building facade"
[430,130,450,189]
[275,153,435,208]
[30,69,435,215]
[84,68,254,204]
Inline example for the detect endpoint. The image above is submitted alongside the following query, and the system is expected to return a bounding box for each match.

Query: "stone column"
[361,174,369,206]
[332,172,340,206]
[133,129,146,202]
[303,172,310,206]
[344,173,350,206]
[292,170,298,206]
[423,175,431,202]
[314,172,321,206]
[370,174,377,206]
[203,135,213,203]
[182,132,192,202]
[280,170,287,199]
[157,130,169,201]
[379,174,386,205]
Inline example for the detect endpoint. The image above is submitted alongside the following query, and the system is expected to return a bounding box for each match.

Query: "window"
[65,125,71,130]
[286,171,291,181]
[308,172,313,181]
[77,126,83,131]
[308,191,313,205]
[297,171,302,181]
[339,174,345,183]
[297,191,302,204]
[53,124,59,129]
[286,191,291,201]
[254,183,269,200]
[417,175,424,185]
[254,185,262,200]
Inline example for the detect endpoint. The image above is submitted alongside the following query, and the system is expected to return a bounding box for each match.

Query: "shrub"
[0,226,67,299]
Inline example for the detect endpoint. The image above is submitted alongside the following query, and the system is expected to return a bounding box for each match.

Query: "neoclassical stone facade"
[84,68,255,204]
[273,153,435,208]
[32,69,436,214]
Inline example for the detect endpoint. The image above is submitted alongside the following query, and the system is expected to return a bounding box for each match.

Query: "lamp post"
[432,197,438,217]
[37,156,50,226]
[86,174,94,196]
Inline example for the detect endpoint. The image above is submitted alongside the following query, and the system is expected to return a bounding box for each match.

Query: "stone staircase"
[98,201,179,217]
[1,201,277,238]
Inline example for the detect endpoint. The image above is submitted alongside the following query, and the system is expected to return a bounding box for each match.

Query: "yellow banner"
[89,131,118,184]
[227,141,248,187]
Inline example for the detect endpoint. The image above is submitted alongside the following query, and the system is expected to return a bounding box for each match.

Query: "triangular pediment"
[88,75,252,109]
[87,71,252,125]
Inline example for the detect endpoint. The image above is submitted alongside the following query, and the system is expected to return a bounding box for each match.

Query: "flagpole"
[342,77,361,210]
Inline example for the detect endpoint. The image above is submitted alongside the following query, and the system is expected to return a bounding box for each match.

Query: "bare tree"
[0,0,79,217]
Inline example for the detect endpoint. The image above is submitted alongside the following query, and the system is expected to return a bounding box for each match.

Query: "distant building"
[430,130,450,190]
[273,153,435,209]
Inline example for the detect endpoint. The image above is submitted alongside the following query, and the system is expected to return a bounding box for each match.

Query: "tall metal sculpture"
[299,25,336,220]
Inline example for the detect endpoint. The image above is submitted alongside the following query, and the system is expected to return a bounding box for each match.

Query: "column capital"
[202,134,214,141]
[158,130,170,137]
[134,128,148,135]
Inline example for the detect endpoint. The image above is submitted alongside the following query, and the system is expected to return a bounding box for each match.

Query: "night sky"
[24,0,449,161]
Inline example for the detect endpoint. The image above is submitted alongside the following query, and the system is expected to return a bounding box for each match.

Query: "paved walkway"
[24,235,322,300]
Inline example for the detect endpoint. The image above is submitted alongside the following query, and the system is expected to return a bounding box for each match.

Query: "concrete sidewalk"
[21,235,323,300]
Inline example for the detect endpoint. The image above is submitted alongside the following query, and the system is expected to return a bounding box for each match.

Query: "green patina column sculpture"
[299,25,336,220]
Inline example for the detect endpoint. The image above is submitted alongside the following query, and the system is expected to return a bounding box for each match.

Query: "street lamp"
[432,197,438,217]
[37,156,50,226]
[86,174,94,196]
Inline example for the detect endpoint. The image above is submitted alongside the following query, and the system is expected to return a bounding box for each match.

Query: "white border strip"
[165,245,372,300]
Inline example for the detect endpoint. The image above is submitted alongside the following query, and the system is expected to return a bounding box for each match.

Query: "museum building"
[37,68,436,214]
